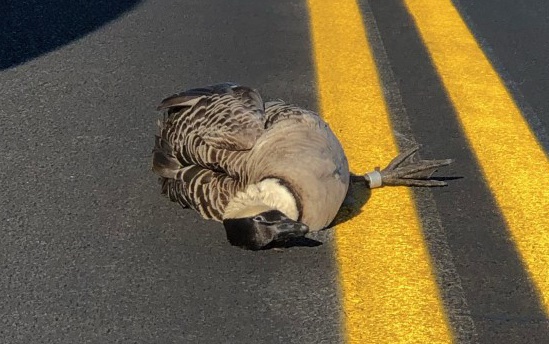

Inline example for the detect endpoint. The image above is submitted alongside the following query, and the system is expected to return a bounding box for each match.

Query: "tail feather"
[152,135,181,179]
[159,178,190,208]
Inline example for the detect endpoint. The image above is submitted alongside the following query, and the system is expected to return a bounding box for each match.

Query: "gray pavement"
[368,0,549,342]
[1,0,341,343]
[2,0,549,343]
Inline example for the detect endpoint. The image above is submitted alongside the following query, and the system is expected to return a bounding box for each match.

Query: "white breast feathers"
[223,178,299,221]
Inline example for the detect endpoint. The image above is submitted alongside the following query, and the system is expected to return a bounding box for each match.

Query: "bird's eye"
[253,215,266,222]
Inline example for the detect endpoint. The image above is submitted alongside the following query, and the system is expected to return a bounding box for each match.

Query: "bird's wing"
[158,83,266,152]
[160,166,241,221]
[263,100,323,130]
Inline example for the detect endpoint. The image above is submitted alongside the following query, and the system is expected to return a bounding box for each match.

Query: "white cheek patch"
[256,178,299,221]
[223,178,299,221]
[226,204,272,219]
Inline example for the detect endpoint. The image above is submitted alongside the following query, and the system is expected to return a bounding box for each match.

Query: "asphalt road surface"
[1,0,548,343]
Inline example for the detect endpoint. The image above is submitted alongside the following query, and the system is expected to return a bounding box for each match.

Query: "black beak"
[268,220,310,243]
[223,216,310,250]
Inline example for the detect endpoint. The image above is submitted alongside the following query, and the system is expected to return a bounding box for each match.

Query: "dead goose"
[152,83,452,250]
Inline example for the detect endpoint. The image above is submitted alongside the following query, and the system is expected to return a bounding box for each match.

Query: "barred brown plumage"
[152,83,453,250]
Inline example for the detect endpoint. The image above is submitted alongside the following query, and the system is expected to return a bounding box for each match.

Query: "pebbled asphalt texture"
[2,0,549,343]
[1,0,342,343]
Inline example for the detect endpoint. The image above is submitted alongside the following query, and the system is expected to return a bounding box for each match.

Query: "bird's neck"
[223,178,299,220]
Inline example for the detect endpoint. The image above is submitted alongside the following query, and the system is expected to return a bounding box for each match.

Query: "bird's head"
[223,204,309,250]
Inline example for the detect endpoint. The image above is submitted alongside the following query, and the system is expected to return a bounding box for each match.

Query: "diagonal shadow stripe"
[367,0,549,342]
[359,1,478,342]
[452,0,549,157]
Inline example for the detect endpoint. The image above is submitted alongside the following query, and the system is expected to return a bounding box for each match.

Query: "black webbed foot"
[364,146,454,188]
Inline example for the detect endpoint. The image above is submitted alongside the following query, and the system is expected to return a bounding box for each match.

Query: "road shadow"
[0,0,141,70]
[265,237,324,250]
[330,174,372,227]
[431,176,463,182]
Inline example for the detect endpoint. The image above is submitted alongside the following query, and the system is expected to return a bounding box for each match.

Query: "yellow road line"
[404,0,549,313]
[307,1,453,342]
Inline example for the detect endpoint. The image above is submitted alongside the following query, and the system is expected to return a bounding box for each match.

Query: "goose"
[152,83,452,250]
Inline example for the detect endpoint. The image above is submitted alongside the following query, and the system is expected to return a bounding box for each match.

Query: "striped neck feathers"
[223,178,299,220]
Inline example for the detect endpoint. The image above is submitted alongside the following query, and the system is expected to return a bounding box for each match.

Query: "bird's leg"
[363,146,453,188]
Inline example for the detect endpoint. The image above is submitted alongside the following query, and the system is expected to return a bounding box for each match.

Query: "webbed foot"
[364,146,453,188]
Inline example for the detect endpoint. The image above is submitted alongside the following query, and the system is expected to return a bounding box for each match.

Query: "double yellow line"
[404,0,549,311]
[308,0,451,342]
[307,0,549,343]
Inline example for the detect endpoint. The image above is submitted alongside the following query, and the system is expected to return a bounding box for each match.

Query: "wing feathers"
[161,167,240,221]
[154,84,326,221]
[154,83,265,219]
[158,83,265,153]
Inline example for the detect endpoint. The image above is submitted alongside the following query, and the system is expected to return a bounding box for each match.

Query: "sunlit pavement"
[1,0,548,342]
